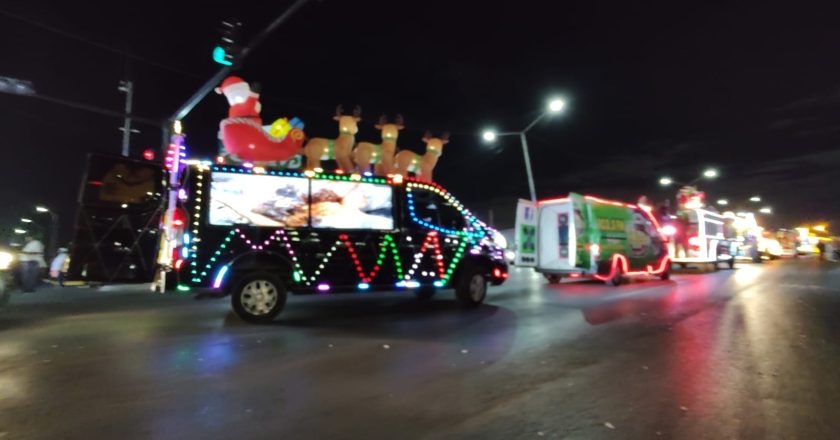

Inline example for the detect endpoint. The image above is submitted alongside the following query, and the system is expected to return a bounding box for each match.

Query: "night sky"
[2,0,839,243]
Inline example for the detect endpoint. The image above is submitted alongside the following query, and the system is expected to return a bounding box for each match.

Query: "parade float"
[65,74,505,323]
[514,193,670,285]
[659,186,736,270]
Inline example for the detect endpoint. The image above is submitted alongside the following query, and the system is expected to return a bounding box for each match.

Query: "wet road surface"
[1,258,840,439]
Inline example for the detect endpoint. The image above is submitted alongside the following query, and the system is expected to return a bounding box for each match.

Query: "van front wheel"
[231,272,287,324]
[456,269,487,307]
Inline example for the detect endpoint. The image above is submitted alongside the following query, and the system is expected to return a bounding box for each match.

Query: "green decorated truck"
[514,193,670,285]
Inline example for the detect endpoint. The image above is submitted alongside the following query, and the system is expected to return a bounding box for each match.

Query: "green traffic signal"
[212,46,233,66]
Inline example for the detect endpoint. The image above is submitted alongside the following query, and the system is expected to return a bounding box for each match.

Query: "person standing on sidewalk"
[50,247,69,286]
[19,235,45,292]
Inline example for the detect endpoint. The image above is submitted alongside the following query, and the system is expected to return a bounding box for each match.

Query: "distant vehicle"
[663,208,735,270]
[515,193,670,286]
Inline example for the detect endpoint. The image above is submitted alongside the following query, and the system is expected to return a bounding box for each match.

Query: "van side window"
[411,188,467,231]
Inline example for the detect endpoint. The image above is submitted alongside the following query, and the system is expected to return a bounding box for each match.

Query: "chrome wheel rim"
[241,280,279,316]
[469,274,486,302]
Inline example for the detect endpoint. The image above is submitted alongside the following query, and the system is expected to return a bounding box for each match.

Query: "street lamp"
[717,199,728,206]
[749,196,761,203]
[34,205,59,259]
[14,228,27,235]
[20,218,33,223]
[658,167,718,187]
[759,207,772,214]
[481,96,568,201]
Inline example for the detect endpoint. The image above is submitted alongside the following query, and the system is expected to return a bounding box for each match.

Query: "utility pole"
[118,80,137,156]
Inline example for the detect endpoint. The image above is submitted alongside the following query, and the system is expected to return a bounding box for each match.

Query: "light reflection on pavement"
[1,259,839,439]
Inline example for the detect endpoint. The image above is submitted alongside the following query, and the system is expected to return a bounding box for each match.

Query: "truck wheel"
[545,274,562,284]
[455,269,487,307]
[231,272,287,324]
[659,267,670,280]
[728,259,735,269]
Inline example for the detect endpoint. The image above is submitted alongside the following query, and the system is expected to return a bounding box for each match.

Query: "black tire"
[607,268,623,286]
[545,274,562,284]
[415,286,436,301]
[659,267,670,280]
[727,258,735,269]
[231,272,287,324]
[455,268,487,307]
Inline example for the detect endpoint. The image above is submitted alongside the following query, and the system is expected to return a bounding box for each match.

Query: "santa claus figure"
[215,75,306,165]
[215,76,262,123]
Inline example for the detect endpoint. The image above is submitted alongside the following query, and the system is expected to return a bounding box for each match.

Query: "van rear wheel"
[456,269,487,307]
[607,268,623,286]
[231,272,287,324]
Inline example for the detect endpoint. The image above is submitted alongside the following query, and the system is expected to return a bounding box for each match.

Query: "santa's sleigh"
[220,117,305,163]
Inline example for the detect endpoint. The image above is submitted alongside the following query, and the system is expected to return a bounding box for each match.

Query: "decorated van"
[515,193,669,285]
[175,165,508,322]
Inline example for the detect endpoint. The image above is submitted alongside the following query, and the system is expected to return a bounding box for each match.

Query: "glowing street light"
[20,218,33,223]
[481,96,570,201]
[14,228,27,234]
[717,199,728,206]
[759,207,772,214]
[659,177,674,186]
[749,196,761,203]
[35,206,49,213]
[703,168,719,179]
[548,98,566,113]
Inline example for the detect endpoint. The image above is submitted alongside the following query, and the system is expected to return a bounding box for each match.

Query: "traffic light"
[213,20,242,66]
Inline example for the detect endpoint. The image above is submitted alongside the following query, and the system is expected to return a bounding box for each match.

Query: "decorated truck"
[515,193,669,285]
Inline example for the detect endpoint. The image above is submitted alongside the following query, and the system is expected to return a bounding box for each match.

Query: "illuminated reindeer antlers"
[335,105,362,118]
[422,130,450,143]
[376,114,406,129]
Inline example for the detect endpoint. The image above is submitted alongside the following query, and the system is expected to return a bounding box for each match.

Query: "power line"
[0,8,202,79]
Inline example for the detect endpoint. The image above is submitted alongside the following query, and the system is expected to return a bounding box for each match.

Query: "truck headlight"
[492,230,508,249]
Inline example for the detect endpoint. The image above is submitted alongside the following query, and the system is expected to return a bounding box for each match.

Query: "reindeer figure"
[394,131,449,181]
[304,105,361,172]
[353,114,404,175]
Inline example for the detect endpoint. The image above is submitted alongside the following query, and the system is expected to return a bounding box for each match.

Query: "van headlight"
[492,230,508,249]
[0,251,13,270]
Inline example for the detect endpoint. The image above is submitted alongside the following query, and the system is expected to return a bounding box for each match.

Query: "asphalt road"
[2,258,840,440]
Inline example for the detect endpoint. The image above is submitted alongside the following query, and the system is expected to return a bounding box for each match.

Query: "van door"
[535,200,577,271]
[514,199,537,267]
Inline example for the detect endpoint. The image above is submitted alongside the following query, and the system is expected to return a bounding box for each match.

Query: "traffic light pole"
[168,0,311,123]
[119,80,134,156]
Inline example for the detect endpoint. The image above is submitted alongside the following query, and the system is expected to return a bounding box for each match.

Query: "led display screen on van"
[310,180,393,230]
[209,172,310,227]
